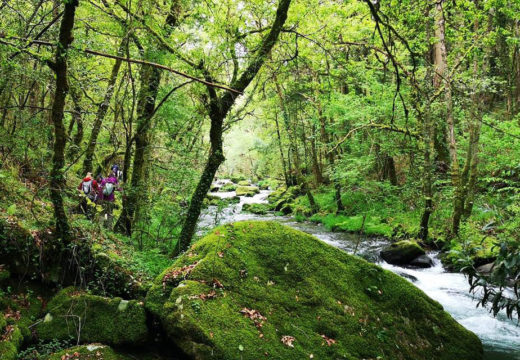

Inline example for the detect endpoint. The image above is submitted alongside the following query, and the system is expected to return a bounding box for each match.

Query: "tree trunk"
[433,0,451,172]
[274,111,289,187]
[115,2,182,235]
[48,0,78,242]
[175,0,292,256]
[82,39,125,174]
[115,65,161,235]
[67,87,83,160]
[451,1,484,234]
[418,7,435,242]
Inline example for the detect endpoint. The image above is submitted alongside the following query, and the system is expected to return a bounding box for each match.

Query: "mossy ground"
[146,221,483,360]
[36,287,148,345]
[47,344,131,360]
[0,288,46,359]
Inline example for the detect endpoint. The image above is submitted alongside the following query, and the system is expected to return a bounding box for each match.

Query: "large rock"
[236,186,260,197]
[146,221,483,360]
[36,287,148,346]
[380,240,426,265]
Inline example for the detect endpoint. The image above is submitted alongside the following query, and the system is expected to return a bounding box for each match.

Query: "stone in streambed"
[241,203,272,215]
[146,221,483,360]
[380,240,425,265]
[410,255,435,268]
[236,186,260,197]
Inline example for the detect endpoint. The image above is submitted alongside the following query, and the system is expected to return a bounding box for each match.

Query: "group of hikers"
[78,164,122,228]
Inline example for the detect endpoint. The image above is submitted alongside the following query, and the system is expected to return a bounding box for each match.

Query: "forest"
[0,0,519,359]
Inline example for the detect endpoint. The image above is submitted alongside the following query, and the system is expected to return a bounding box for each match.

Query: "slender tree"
[47,0,79,241]
[175,0,293,256]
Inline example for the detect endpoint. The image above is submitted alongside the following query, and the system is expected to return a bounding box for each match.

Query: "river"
[199,188,520,359]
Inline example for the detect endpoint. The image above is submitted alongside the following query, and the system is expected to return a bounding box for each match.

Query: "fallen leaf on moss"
[240,308,267,328]
[162,261,199,289]
[281,335,295,347]
[321,334,337,346]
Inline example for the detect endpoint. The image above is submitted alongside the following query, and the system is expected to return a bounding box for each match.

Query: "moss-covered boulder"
[230,175,247,184]
[237,180,251,186]
[36,287,148,345]
[380,240,426,265]
[146,221,482,360]
[48,344,131,360]
[268,185,302,212]
[241,203,272,215]
[219,183,237,192]
[235,186,260,197]
[205,194,240,207]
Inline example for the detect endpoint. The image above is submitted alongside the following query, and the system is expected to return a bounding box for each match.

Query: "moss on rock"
[380,240,426,265]
[237,180,251,186]
[235,186,260,197]
[219,183,237,192]
[36,287,148,346]
[48,344,131,360]
[241,203,271,215]
[146,221,482,360]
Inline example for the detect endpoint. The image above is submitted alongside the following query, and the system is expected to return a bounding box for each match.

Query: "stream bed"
[199,189,520,359]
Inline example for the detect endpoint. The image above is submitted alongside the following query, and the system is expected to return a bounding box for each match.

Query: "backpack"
[103,182,115,196]
[82,180,93,195]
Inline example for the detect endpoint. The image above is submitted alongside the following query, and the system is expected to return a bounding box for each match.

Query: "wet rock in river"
[410,255,435,268]
[380,240,425,265]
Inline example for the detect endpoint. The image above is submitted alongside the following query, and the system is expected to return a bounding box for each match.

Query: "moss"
[36,287,148,345]
[146,221,482,360]
[237,180,251,186]
[380,240,426,265]
[235,186,260,197]
[268,185,302,212]
[230,175,247,184]
[220,183,237,192]
[48,344,131,360]
[241,203,271,215]
[0,324,23,360]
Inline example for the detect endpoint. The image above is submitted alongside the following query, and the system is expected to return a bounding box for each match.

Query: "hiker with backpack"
[78,172,99,217]
[99,165,121,229]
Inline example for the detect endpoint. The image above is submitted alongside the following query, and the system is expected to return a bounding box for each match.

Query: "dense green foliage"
[1,0,520,358]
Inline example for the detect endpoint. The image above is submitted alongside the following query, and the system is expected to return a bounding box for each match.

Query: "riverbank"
[199,182,520,359]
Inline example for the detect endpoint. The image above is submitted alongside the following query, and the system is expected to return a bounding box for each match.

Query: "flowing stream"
[199,187,520,359]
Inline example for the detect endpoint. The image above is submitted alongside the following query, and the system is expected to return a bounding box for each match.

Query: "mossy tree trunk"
[418,8,435,242]
[115,65,161,235]
[82,39,126,175]
[115,2,181,235]
[67,87,83,160]
[175,0,293,256]
[48,0,79,242]
[451,2,485,235]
